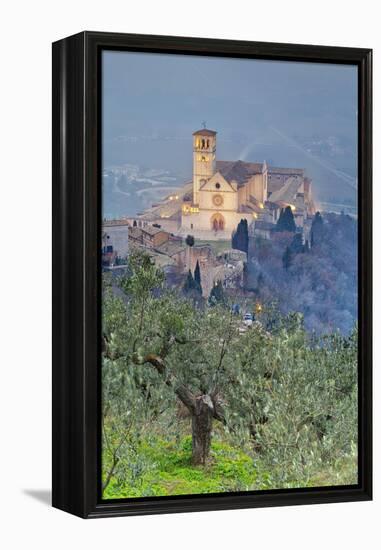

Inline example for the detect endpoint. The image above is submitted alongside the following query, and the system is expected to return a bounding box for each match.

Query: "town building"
[102,219,129,259]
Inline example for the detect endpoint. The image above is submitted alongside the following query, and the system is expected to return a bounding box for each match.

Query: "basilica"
[138,127,316,240]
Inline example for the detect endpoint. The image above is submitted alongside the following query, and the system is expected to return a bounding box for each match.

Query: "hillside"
[246,212,357,334]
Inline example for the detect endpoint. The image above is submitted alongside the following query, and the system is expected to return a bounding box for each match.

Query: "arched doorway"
[211,213,225,232]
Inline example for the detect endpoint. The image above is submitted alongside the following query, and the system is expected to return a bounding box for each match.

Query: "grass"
[307,454,358,487]
[102,433,358,500]
[103,435,260,499]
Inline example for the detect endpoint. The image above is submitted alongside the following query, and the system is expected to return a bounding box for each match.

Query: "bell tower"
[192,127,217,204]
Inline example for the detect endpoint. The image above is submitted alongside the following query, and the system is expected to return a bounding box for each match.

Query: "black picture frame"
[52,31,372,519]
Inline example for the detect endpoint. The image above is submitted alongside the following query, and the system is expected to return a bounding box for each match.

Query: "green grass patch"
[102,433,358,499]
[103,435,262,499]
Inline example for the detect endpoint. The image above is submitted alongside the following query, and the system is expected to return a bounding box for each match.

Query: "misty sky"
[102,50,358,207]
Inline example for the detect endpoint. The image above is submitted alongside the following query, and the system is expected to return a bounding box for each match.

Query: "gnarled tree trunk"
[191,395,214,465]
[135,352,224,467]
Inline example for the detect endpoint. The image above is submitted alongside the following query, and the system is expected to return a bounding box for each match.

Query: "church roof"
[269,176,303,203]
[216,160,263,186]
[193,129,217,136]
[268,166,304,175]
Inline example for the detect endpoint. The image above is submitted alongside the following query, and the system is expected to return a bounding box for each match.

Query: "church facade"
[138,127,315,241]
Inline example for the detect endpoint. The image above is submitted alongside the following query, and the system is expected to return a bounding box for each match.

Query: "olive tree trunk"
[191,395,214,465]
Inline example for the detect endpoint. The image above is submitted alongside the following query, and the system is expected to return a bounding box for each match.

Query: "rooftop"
[141,226,168,236]
[268,166,304,175]
[129,241,176,268]
[216,160,263,186]
[155,241,186,257]
[193,129,217,136]
[128,227,143,239]
[269,176,303,203]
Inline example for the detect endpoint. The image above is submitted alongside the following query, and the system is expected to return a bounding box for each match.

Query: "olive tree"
[102,250,358,480]
[103,251,242,465]
[224,316,358,485]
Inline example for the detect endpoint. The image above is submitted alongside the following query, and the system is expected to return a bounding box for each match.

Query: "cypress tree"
[185,234,195,271]
[194,260,202,295]
[282,246,292,269]
[311,212,324,248]
[242,219,249,254]
[290,232,304,254]
[284,206,296,232]
[183,269,196,293]
[208,280,225,306]
[277,206,296,233]
[194,260,201,285]
[232,219,249,254]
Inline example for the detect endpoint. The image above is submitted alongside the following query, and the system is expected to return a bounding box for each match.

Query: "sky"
[102,50,358,213]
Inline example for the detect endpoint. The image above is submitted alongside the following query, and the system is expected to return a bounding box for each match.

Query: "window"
[215,182,221,189]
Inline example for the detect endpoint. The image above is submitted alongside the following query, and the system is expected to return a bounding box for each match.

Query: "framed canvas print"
[52,32,372,518]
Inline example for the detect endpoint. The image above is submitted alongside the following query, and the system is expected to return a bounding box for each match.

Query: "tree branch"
[102,453,119,492]
[102,334,126,361]
[133,352,196,414]
[174,383,197,413]
[210,308,236,397]
[211,395,226,424]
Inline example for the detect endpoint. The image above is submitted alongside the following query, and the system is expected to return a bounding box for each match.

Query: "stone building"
[138,127,315,240]
[102,219,129,258]
[128,226,171,249]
